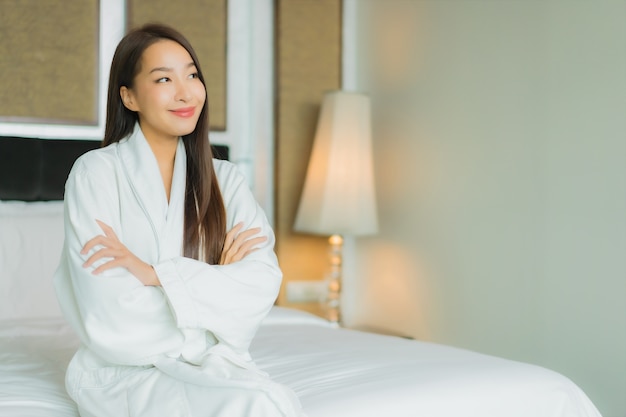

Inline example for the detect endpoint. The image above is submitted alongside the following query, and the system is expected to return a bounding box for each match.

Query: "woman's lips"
[171,107,195,118]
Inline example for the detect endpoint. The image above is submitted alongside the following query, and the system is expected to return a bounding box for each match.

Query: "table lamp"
[294,90,378,326]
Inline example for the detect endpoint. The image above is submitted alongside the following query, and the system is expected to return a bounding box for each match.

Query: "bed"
[0,136,602,417]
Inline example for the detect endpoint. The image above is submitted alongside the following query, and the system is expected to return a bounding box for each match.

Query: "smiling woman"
[118,39,207,202]
[52,24,303,417]
[119,40,206,149]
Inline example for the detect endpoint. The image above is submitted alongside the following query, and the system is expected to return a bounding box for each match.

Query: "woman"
[54,24,304,417]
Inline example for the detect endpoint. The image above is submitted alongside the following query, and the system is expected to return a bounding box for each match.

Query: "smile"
[170,107,196,118]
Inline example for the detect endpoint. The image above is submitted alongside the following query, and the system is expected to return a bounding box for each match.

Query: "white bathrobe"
[53,124,304,417]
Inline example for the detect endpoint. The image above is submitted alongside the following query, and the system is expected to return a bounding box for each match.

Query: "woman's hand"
[81,220,160,286]
[220,222,268,265]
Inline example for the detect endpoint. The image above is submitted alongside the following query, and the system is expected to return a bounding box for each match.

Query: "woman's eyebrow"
[149,66,171,74]
[149,62,196,74]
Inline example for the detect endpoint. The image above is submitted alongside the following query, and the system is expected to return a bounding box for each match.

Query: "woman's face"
[120,39,206,143]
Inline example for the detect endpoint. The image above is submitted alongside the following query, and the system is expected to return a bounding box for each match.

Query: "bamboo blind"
[0,0,98,124]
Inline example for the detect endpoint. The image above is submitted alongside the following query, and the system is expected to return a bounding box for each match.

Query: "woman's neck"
[145,136,177,203]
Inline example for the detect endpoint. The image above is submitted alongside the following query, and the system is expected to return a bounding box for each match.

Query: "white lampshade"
[294,91,378,236]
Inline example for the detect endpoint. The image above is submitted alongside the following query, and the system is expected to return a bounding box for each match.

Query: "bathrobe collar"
[117,123,187,255]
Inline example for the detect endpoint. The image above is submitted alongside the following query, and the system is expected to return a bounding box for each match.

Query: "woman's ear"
[120,86,138,112]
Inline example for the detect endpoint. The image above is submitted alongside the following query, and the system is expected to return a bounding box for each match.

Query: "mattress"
[0,318,78,417]
[0,307,601,417]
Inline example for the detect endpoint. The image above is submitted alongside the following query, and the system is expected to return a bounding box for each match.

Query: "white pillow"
[0,201,65,320]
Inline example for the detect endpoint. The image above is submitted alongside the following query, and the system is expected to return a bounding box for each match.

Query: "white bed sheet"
[0,307,601,417]
[0,318,78,417]
[253,316,601,417]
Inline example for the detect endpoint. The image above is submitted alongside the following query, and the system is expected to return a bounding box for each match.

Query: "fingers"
[79,220,155,284]
[220,224,268,265]
[96,219,119,240]
[83,247,124,268]
[81,220,125,274]
[236,235,268,256]
[222,237,266,264]
[91,258,125,275]
[81,220,119,255]
[81,235,114,255]
[229,227,265,255]
[235,227,263,241]
[223,222,244,251]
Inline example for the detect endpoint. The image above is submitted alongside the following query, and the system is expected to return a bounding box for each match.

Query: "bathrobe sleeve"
[154,161,282,354]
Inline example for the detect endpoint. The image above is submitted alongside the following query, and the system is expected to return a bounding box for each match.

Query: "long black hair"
[103,23,226,264]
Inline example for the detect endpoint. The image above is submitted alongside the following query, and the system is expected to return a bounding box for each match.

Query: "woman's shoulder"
[69,143,120,179]
[212,159,253,205]
[213,159,245,184]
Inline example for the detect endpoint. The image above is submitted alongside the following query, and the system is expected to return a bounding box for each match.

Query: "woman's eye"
[156,77,169,83]
[189,72,199,79]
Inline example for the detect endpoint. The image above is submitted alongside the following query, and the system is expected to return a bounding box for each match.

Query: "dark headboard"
[0,136,229,201]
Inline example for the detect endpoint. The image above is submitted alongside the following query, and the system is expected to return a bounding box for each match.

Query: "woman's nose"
[175,81,192,102]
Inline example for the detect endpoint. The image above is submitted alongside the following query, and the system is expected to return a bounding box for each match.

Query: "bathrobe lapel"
[117,124,187,260]
[162,142,186,259]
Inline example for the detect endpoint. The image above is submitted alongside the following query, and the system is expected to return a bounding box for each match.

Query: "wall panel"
[275,0,342,314]
[0,1,98,124]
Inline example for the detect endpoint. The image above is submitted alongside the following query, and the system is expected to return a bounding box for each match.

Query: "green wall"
[348,2,626,416]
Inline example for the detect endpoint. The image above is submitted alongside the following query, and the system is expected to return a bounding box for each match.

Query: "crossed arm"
[82,220,268,286]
